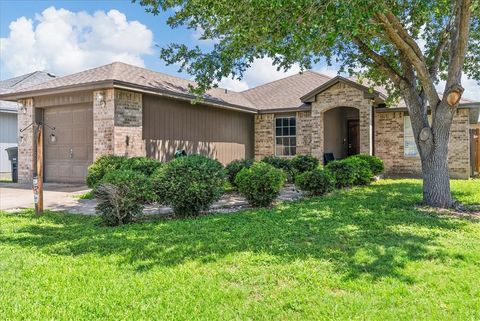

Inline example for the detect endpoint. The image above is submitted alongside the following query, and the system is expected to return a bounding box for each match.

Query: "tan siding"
[143,95,254,164]
[34,91,93,108]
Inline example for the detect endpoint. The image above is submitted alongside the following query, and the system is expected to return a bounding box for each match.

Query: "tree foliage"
[137,0,478,96]
[136,0,479,207]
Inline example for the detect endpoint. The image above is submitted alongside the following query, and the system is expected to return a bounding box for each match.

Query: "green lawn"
[1,179,479,320]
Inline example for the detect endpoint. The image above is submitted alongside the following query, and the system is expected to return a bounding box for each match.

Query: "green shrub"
[261,156,294,182]
[225,159,254,186]
[86,155,126,188]
[349,154,384,175]
[291,155,319,173]
[295,169,335,196]
[120,156,162,176]
[150,166,168,205]
[95,183,143,226]
[99,169,155,203]
[344,157,373,185]
[235,162,286,207]
[325,160,356,188]
[155,155,226,217]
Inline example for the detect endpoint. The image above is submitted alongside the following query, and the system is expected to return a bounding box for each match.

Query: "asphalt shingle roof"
[1,62,477,112]
[17,62,256,109]
[0,71,56,111]
[241,70,332,110]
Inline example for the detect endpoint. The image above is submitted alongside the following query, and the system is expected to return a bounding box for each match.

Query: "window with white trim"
[275,116,296,156]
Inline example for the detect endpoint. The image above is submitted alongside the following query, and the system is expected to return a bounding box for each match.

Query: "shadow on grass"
[0,180,474,283]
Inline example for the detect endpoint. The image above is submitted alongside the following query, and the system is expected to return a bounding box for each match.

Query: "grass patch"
[71,190,94,199]
[0,179,479,320]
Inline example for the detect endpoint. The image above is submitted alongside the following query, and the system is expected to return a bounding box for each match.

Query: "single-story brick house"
[0,62,478,183]
[0,71,56,180]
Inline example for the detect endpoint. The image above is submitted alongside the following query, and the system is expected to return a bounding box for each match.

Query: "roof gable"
[241,70,331,110]
[300,76,387,103]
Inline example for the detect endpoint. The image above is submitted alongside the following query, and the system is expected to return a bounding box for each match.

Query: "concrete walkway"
[0,183,95,214]
[0,183,304,215]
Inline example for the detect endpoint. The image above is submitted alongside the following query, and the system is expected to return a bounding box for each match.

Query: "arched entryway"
[323,106,360,160]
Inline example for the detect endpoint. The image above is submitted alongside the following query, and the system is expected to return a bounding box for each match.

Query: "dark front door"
[347,120,360,156]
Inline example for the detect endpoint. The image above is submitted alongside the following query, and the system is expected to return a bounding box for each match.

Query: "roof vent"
[224,89,227,94]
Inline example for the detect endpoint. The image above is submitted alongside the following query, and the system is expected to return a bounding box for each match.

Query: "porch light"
[49,133,57,143]
[95,92,106,108]
[18,135,25,145]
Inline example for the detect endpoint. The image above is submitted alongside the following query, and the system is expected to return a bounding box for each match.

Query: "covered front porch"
[323,106,360,161]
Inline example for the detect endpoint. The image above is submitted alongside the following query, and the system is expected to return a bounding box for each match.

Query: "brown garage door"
[44,104,93,183]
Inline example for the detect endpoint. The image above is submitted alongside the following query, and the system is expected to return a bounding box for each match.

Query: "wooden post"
[476,129,480,174]
[35,125,44,215]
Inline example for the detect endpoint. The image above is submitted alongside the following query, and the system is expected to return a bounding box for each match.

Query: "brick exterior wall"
[311,82,373,159]
[296,111,312,155]
[17,98,34,183]
[374,108,471,179]
[93,89,115,160]
[254,113,274,159]
[113,89,145,157]
[253,82,373,161]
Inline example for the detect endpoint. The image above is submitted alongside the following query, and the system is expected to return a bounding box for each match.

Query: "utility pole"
[20,121,53,216]
[35,125,44,215]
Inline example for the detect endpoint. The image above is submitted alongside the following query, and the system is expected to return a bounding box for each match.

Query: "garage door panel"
[56,127,73,142]
[72,127,88,144]
[72,164,88,178]
[44,104,93,183]
[72,146,88,160]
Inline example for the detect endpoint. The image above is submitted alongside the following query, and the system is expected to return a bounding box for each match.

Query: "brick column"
[93,89,115,160]
[296,111,312,155]
[254,114,274,159]
[113,89,145,157]
[359,101,373,155]
[17,98,34,183]
[310,102,324,159]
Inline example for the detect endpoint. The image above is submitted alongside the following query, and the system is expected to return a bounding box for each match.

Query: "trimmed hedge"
[235,162,286,207]
[153,155,226,217]
[86,155,126,188]
[120,156,162,176]
[98,169,155,202]
[326,157,374,188]
[291,155,319,173]
[325,160,356,188]
[295,169,335,196]
[86,155,162,188]
[225,159,254,186]
[349,154,384,175]
[344,157,373,185]
[261,156,294,182]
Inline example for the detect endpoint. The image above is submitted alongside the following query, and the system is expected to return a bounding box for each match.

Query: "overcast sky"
[0,0,478,100]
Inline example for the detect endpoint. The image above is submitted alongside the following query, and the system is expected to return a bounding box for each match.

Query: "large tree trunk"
[420,142,454,208]
[404,91,455,208]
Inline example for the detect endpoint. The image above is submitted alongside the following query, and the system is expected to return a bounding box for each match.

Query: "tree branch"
[444,0,472,106]
[429,28,450,81]
[374,11,441,110]
[352,37,406,88]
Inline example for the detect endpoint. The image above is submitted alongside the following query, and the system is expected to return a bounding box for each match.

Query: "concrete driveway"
[0,183,96,214]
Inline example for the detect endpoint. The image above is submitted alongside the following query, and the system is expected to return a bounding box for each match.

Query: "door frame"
[347,119,360,156]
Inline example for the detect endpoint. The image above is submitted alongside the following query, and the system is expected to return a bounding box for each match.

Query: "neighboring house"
[0,72,56,180]
[0,62,478,184]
